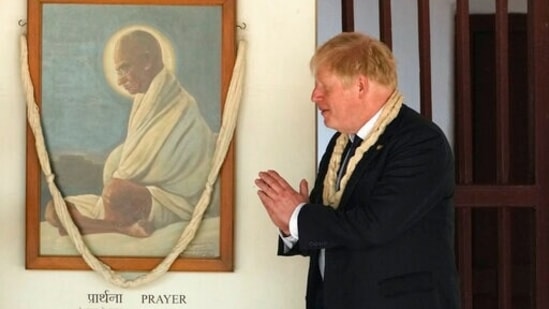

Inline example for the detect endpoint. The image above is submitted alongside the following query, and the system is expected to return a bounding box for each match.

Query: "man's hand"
[255,170,309,235]
[102,178,152,225]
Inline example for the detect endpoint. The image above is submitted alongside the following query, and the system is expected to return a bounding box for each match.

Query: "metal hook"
[236,22,247,30]
[18,19,27,27]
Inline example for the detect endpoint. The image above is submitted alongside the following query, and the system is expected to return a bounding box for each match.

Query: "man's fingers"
[299,179,309,199]
[257,190,279,222]
[255,178,276,198]
[258,171,281,192]
[256,189,270,203]
[258,170,293,193]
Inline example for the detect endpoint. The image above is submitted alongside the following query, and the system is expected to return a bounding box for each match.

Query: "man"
[256,32,460,308]
[46,29,217,238]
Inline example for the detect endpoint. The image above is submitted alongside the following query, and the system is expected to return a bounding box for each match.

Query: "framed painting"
[25,0,235,271]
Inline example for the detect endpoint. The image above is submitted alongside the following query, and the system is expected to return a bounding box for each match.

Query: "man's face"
[311,66,364,133]
[114,43,149,95]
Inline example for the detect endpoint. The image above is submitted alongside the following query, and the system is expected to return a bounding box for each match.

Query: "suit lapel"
[337,141,381,208]
[337,108,403,209]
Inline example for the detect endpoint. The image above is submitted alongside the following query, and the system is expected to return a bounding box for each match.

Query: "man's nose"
[310,88,321,103]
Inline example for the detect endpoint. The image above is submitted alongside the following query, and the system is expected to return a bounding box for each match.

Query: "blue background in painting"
[41,4,222,161]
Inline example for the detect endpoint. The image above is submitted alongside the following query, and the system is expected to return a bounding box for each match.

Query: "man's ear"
[356,75,369,97]
[142,52,153,71]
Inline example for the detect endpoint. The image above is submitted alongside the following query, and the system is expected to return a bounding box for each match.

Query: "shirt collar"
[349,108,383,142]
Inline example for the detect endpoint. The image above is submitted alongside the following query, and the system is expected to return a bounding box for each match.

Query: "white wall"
[0,1,315,308]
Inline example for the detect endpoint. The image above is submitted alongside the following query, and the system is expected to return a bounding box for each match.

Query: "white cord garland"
[20,34,246,288]
[322,90,403,208]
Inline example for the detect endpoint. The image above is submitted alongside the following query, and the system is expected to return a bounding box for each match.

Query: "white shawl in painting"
[69,68,217,229]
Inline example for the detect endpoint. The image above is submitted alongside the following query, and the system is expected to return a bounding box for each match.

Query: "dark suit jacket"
[279,105,460,309]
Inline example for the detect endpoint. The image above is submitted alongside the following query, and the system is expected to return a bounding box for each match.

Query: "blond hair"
[310,32,397,88]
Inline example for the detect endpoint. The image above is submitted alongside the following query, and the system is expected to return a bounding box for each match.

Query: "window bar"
[455,0,473,183]
[379,0,393,49]
[494,1,512,307]
[417,0,432,119]
[341,0,354,32]
[495,0,510,183]
[454,0,473,308]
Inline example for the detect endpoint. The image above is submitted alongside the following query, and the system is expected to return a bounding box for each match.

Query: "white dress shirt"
[280,109,383,278]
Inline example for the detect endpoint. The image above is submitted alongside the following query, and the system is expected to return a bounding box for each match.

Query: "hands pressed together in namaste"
[255,170,309,235]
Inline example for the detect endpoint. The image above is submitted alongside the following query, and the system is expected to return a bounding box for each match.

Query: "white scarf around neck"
[322,90,403,208]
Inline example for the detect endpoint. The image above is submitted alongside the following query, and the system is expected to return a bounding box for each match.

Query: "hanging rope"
[20,34,246,288]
